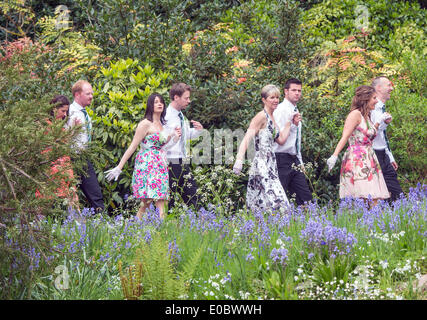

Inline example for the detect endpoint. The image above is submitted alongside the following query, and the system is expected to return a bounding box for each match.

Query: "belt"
[168,158,184,164]
[275,153,297,159]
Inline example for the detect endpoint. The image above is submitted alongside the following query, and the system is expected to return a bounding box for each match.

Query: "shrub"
[0,36,88,298]
[301,0,426,51]
[386,86,427,188]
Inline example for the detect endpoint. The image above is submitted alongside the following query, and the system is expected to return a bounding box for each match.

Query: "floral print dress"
[246,110,289,212]
[132,131,169,200]
[339,116,390,199]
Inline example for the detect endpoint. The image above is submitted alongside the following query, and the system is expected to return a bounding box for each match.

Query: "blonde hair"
[72,80,91,97]
[261,84,280,100]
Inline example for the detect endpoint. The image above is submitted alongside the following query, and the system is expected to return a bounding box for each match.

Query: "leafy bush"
[386,86,427,188]
[0,36,93,298]
[74,0,191,69]
[301,0,426,51]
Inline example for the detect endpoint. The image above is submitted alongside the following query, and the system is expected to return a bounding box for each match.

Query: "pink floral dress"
[339,116,390,199]
[132,132,169,200]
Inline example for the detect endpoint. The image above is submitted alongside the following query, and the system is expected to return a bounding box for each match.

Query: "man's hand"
[391,161,398,170]
[190,120,203,130]
[292,112,302,126]
[73,118,82,126]
[381,112,392,124]
[174,126,182,138]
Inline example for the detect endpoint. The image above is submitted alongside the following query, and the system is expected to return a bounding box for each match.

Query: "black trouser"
[79,160,104,212]
[374,149,403,202]
[275,153,313,206]
[168,159,199,209]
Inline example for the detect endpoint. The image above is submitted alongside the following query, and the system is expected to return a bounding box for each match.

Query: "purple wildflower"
[270,248,289,265]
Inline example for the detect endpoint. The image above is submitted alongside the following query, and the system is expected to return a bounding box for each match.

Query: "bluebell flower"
[246,253,254,261]
[144,230,152,244]
[270,248,289,265]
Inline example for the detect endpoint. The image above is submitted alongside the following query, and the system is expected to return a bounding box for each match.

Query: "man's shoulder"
[164,105,175,118]
[370,107,381,120]
[276,100,292,113]
[69,102,83,114]
[374,100,384,110]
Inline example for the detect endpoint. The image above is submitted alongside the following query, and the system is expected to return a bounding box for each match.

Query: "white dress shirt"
[370,100,395,163]
[272,98,303,164]
[164,104,202,160]
[67,101,91,151]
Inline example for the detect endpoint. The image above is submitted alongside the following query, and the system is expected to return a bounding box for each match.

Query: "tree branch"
[0,157,43,186]
[0,159,17,200]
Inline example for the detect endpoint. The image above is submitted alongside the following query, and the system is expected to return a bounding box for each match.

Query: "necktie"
[294,106,299,154]
[381,105,390,151]
[81,108,92,142]
[178,111,188,157]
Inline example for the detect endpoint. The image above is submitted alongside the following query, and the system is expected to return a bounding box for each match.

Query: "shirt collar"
[71,101,84,110]
[375,100,385,110]
[283,98,297,109]
[167,104,181,115]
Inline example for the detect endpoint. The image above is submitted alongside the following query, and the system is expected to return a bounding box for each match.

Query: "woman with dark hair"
[105,93,181,219]
[326,85,390,205]
[36,95,80,212]
[49,95,70,119]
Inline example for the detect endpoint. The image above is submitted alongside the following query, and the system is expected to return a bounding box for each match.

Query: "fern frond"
[178,238,207,294]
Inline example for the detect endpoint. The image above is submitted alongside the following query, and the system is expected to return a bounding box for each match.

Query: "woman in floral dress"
[326,85,390,205]
[233,84,292,213]
[105,93,180,219]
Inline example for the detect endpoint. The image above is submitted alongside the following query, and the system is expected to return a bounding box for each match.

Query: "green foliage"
[192,165,245,213]
[0,99,77,299]
[301,0,426,51]
[388,23,427,98]
[224,0,308,75]
[262,271,297,299]
[0,37,84,214]
[36,13,104,80]
[0,0,35,40]
[118,261,143,300]
[386,86,427,187]
[0,35,90,298]
[120,232,204,300]
[74,0,191,69]
[312,255,356,286]
[0,0,90,42]
[90,58,170,208]
[0,37,70,109]
[308,33,392,97]
[177,0,308,131]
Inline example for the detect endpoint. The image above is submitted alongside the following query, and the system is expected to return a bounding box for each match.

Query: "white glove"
[105,166,122,182]
[233,159,243,175]
[326,155,338,173]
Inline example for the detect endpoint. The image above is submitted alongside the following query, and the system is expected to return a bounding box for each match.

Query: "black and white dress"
[246,111,289,213]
